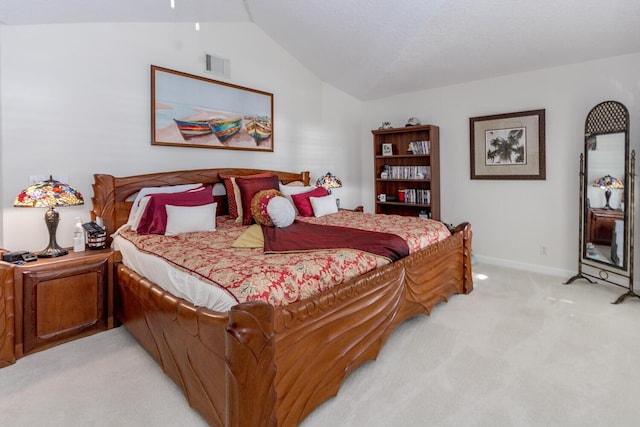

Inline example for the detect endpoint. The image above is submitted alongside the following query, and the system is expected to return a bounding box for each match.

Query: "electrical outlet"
[540,245,548,256]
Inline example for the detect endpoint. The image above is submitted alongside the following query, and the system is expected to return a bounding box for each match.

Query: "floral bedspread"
[298,210,450,253]
[117,211,450,307]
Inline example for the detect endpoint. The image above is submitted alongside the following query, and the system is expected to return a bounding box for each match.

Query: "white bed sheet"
[113,234,237,312]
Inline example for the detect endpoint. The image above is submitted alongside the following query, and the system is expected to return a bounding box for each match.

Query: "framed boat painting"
[151,65,274,152]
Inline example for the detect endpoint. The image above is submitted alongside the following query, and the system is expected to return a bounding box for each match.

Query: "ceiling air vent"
[205,53,230,78]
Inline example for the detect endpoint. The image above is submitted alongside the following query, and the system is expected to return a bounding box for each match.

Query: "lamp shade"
[14,176,84,258]
[592,174,624,189]
[14,176,84,208]
[315,172,343,193]
[592,174,623,211]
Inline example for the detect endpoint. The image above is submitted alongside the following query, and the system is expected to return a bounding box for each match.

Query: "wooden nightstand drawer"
[35,271,99,337]
[587,208,624,245]
[13,249,114,357]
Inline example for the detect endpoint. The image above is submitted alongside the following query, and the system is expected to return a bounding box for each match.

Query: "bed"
[90,167,473,427]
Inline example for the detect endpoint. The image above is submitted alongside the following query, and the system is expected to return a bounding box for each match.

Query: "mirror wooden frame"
[566,101,639,303]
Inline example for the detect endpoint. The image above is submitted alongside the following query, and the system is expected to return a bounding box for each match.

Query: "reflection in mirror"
[584,133,625,267]
[565,100,639,304]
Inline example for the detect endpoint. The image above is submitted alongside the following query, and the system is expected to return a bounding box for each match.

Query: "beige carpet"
[1,263,638,426]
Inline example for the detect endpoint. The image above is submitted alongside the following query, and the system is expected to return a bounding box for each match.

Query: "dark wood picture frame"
[151,65,274,152]
[470,109,546,180]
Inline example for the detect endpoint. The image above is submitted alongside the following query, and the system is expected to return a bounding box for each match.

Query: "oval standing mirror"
[566,101,639,303]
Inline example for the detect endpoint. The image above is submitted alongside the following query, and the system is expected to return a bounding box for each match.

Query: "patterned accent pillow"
[219,172,274,220]
[235,175,280,225]
[291,187,328,217]
[251,189,284,226]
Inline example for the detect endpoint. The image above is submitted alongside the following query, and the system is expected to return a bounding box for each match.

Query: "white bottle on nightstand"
[73,217,85,252]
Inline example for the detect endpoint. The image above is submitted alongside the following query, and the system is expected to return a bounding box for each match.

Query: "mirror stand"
[612,150,639,304]
[565,154,597,285]
[565,101,639,304]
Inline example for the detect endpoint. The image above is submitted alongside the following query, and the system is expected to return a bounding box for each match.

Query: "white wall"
[2,21,639,276]
[0,22,362,251]
[363,53,640,275]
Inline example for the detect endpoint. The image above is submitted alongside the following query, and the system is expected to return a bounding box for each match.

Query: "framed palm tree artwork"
[470,109,545,180]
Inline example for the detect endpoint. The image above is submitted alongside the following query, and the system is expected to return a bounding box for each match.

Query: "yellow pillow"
[231,224,264,248]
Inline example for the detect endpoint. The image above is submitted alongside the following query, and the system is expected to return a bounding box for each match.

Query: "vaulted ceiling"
[2,0,640,100]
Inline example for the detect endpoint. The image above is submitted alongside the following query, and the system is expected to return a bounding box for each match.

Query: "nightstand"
[587,208,624,245]
[340,206,364,212]
[10,248,114,358]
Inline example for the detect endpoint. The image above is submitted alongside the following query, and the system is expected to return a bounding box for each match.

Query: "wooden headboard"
[91,168,310,244]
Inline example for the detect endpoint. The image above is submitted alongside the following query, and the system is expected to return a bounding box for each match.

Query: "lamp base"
[38,244,68,258]
[603,188,613,210]
[38,206,69,258]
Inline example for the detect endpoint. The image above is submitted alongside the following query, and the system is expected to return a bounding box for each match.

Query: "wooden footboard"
[272,222,473,426]
[113,222,472,427]
[116,265,239,427]
[400,222,473,321]
[273,261,406,425]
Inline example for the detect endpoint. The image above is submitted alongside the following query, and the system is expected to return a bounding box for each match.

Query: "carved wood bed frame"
[88,167,473,427]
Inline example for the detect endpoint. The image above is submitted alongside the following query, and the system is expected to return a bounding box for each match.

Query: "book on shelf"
[383,166,430,180]
[408,140,430,155]
[400,189,431,205]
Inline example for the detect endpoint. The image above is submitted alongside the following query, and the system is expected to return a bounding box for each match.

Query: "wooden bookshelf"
[372,125,440,220]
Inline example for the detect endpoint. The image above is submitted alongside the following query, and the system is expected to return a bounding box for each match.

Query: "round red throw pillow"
[251,189,284,226]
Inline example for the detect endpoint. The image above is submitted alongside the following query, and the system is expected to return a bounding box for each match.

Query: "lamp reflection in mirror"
[315,172,343,194]
[593,174,623,210]
[14,175,84,258]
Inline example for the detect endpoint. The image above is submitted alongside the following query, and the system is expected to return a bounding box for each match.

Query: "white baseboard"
[474,255,575,279]
[474,254,640,289]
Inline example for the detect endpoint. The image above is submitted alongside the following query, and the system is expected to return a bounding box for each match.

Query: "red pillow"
[291,187,328,217]
[219,172,274,219]
[213,194,228,216]
[235,175,279,225]
[136,186,214,234]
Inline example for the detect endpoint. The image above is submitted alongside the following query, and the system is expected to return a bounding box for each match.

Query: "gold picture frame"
[151,65,274,152]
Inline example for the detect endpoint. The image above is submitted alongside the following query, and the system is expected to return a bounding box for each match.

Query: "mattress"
[113,234,238,311]
[113,211,451,311]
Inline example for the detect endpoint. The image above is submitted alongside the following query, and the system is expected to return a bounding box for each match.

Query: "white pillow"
[212,182,226,196]
[266,196,296,228]
[126,183,203,227]
[129,195,151,231]
[310,195,338,218]
[164,202,217,236]
[279,183,315,215]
